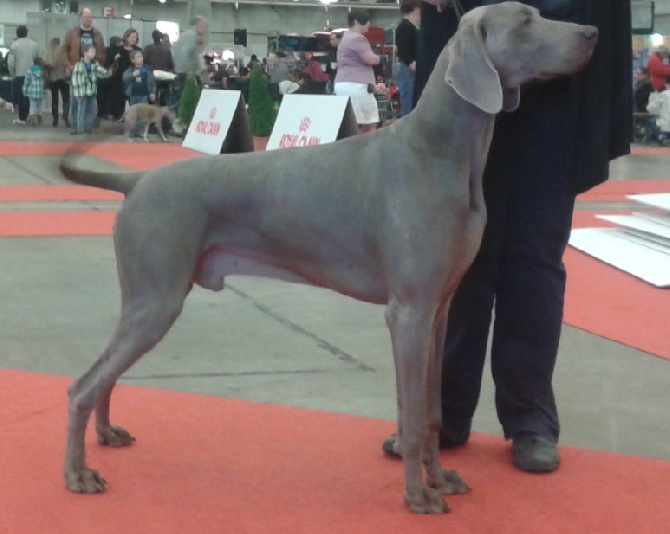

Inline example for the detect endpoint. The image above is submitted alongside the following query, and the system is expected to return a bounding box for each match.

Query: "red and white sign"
[266,95,358,151]
[102,7,114,17]
[182,90,253,155]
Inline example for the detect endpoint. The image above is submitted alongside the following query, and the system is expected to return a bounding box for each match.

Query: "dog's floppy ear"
[445,9,519,114]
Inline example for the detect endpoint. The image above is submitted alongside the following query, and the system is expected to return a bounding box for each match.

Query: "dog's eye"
[523,16,532,26]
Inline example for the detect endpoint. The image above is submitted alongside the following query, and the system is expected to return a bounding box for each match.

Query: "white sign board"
[182,89,253,155]
[568,192,670,288]
[266,95,358,151]
[569,227,670,288]
[627,193,670,211]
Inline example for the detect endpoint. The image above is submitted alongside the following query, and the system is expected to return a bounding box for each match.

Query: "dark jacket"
[143,43,174,72]
[415,0,632,196]
[62,26,106,71]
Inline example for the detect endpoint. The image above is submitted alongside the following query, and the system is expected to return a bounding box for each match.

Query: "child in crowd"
[70,44,109,135]
[23,57,45,126]
[646,74,670,145]
[122,50,156,137]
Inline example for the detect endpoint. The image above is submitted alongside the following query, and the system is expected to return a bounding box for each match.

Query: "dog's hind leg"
[64,237,194,493]
[64,294,186,493]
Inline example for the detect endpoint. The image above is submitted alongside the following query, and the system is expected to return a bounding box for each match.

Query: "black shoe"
[70,131,81,136]
[52,118,58,127]
[64,118,71,128]
[382,429,470,459]
[512,432,560,473]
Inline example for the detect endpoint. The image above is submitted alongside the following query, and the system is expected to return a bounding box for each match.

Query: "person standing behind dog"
[334,9,381,134]
[144,29,174,74]
[109,29,142,121]
[646,75,670,144]
[394,0,420,117]
[382,0,632,473]
[70,44,108,135]
[44,37,71,128]
[7,25,39,125]
[22,57,46,126]
[170,17,208,114]
[144,29,175,109]
[123,50,156,137]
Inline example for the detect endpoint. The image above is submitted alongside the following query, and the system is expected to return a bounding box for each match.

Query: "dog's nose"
[582,26,598,41]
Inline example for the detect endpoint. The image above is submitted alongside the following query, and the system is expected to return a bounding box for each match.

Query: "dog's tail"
[59,152,142,196]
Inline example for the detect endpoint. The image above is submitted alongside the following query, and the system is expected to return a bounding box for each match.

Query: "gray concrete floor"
[1,109,669,463]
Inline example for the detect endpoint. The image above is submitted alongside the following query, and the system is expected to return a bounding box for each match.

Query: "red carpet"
[0,368,668,534]
[0,185,122,202]
[0,211,115,236]
[630,146,670,155]
[0,141,199,171]
[566,212,670,360]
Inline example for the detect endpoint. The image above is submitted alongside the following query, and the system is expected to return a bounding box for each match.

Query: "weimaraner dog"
[60,3,597,513]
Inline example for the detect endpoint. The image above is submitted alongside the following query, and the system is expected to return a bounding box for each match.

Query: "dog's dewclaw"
[96,424,136,447]
[438,469,471,495]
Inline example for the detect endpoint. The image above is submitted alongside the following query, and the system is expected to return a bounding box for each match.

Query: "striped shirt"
[71,60,108,97]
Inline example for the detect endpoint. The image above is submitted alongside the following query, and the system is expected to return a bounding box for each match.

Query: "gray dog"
[122,103,175,142]
[59,3,596,513]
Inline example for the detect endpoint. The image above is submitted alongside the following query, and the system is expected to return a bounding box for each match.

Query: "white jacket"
[647,90,670,132]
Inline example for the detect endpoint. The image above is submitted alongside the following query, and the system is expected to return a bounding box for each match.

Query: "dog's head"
[445,1,598,114]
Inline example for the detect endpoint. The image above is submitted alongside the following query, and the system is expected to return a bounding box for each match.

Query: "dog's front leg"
[157,123,168,142]
[386,296,450,514]
[423,300,470,496]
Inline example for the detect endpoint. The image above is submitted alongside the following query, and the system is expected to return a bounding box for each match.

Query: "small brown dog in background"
[123,103,175,142]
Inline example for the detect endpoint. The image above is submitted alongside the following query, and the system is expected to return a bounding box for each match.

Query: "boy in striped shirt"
[70,44,109,135]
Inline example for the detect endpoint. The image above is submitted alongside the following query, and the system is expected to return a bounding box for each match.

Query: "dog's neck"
[399,45,495,161]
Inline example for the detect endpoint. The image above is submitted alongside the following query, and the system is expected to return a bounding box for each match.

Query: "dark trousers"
[48,79,70,122]
[97,78,110,118]
[12,76,29,121]
[415,2,573,441]
[108,76,126,120]
[441,88,574,441]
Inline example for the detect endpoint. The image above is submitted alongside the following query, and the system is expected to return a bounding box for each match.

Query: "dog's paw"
[97,424,136,447]
[64,466,107,493]
[404,486,451,514]
[432,468,471,495]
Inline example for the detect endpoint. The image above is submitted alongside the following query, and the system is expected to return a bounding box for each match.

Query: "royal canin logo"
[299,117,311,133]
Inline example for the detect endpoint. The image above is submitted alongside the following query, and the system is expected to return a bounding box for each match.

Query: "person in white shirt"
[646,74,670,144]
